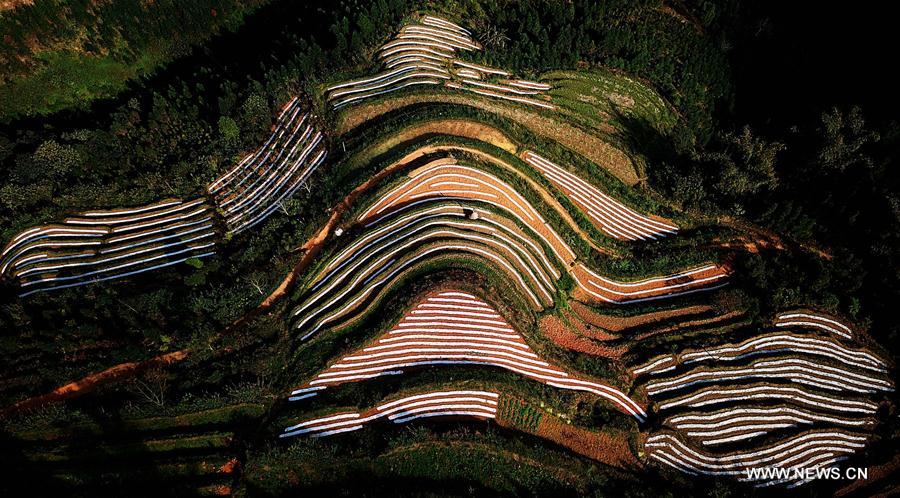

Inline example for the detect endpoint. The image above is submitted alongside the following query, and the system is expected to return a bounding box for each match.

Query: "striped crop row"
[634,315,891,486]
[644,357,891,396]
[281,390,499,438]
[774,310,853,339]
[325,15,553,110]
[0,198,217,296]
[2,96,327,295]
[207,96,327,235]
[523,151,677,241]
[290,290,646,420]
[645,430,867,488]
[291,203,562,338]
[353,157,726,306]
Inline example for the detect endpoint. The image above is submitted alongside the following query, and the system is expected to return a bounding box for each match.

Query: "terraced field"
[0,97,326,296]
[325,17,554,111]
[0,198,218,297]
[288,290,645,420]
[1,10,895,497]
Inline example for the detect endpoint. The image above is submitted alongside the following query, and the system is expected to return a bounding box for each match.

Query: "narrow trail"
[0,351,188,418]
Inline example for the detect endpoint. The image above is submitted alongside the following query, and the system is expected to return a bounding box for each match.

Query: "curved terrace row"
[1,96,327,295]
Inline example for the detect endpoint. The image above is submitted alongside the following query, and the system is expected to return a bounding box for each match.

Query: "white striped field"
[290,204,561,339]
[352,158,726,305]
[281,390,499,438]
[645,430,866,487]
[208,97,327,234]
[636,317,890,487]
[325,16,554,110]
[290,290,646,420]
[1,198,217,296]
[775,311,853,339]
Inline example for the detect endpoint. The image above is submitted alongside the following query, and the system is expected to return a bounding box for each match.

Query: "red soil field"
[531,414,641,469]
[539,315,626,359]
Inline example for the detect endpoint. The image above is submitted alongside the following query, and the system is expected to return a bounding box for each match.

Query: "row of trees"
[640,0,900,353]
[459,0,731,146]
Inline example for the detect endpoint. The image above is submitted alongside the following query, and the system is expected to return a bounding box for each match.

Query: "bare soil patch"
[532,415,641,469]
[539,315,626,358]
[570,302,713,333]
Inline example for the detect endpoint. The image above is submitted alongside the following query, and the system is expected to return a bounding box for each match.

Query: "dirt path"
[335,92,640,185]
[658,2,705,34]
[0,351,188,417]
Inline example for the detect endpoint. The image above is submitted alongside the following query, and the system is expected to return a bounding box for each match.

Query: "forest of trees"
[643,0,900,352]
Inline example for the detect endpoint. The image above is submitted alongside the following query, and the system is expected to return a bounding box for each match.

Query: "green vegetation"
[459,0,729,146]
[544,70,678,134]
[1,0,897,496]
[0,0,269,121]
[247,429,611,497]
[497,396,543,432]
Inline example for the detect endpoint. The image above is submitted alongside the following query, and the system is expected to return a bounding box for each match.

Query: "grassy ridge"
[0,0,268,121]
